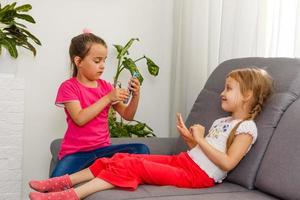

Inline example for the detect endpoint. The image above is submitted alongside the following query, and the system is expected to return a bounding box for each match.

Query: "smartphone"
[123,72,139,104]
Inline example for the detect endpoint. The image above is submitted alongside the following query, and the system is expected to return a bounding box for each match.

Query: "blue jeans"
[50,143,150,178]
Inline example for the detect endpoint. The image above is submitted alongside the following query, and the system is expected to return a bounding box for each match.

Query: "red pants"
[89,152,214,190]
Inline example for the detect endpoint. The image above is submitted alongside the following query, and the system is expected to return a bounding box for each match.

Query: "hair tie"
[83,28,92,34]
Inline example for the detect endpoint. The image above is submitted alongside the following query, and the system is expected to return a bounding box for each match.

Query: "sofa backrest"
[176,57,300,189]
[255,97,300,200]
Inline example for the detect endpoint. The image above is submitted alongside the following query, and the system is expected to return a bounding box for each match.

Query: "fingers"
[176,113,185,126]
[189,124,205,139]
[177,126,194,142]
[191,124,203,129]
[190,124,201,132]
[177,125,186,135]
[176,125,184,132]
[119,89,129,99]
[176,113,180,124]
[177,125,192,138]
[109,88,130,103]
[114,88,129,101]
[128,78,140,91]
[128,78,140,96]
[131,77,140,86]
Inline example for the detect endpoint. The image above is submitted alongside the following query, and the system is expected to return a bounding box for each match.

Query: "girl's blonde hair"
[226,67,274,151]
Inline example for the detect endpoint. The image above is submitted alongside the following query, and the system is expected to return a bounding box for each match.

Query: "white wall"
[0,76,24,200]
[0,0,173,199]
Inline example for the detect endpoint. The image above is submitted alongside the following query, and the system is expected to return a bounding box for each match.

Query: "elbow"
[219,161,236,172]
[219,164,231,172]
[121,111,134,121]
[123,115,133,121]
[73,118,86,127]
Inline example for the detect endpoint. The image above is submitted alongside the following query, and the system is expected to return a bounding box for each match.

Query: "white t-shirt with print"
[187,116,257,183]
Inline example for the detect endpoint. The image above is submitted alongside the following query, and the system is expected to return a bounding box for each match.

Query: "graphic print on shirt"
[206,120,229,139]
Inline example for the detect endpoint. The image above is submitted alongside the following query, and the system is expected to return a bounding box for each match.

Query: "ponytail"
[226,97,264,152]
[226,120,244,151]
[226,103,262,152]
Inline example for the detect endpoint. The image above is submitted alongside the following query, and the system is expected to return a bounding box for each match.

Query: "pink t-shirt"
[55,78,114,160]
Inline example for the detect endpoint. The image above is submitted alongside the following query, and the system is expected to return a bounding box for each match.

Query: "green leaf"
[19,27,41,45]
[0,4,12,14]
[117,38,139,59]
[0,29,5,38]
[109,111,156,138]
[15,4,32,12]
[14,22,27,28]
[0,10,17,24]
[5,25,27,41]
[16,14,35,23]
[9,2,17,9]
[20,40,37,56]
[113,44,124,54]
[134,123,146,131]
[144,123,154,132]
[122,58,144,84]
[0,2,40,58]
[1,38,18,58]
[145,56,159,76]
[1,2,17,11]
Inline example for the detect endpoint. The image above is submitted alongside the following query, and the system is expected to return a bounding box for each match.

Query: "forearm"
[75,96,111,126]
[197,139,233,171]
[121,94,140,120]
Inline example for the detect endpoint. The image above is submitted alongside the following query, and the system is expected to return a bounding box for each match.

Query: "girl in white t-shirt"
[29,68,274,200]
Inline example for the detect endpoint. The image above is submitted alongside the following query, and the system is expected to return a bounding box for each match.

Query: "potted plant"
[109,38,159,137]
[0,2,41,58]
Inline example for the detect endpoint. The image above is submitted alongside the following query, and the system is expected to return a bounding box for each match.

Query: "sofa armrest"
[49,138,62,176]
[50,139,62,163]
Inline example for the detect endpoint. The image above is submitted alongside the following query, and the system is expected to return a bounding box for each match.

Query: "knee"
[50,168,64,178]
[135,144,150,154]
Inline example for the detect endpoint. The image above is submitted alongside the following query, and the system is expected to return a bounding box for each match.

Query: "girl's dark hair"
[69,33,107,77]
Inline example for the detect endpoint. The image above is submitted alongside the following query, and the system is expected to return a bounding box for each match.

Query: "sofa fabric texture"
[255,98,300,200]
[50,57,300,200]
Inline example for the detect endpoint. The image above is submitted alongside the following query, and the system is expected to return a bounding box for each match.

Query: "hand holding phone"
[123,72,139,104]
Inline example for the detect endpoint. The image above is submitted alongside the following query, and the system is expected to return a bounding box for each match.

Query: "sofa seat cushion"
[85,182,247,200]
[126,191,279,200]
[86,185,278,200]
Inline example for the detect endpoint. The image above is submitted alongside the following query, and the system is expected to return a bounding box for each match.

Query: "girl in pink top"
[50,32,149,177]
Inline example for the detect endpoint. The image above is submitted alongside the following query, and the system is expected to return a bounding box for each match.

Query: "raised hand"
[128,77,140,97]
[176,113,197,148]
[190,124,205,144]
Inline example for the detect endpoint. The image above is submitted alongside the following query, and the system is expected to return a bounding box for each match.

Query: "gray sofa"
[50,57,300,200]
